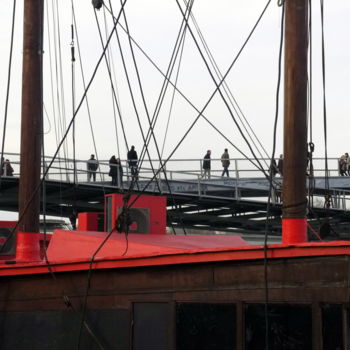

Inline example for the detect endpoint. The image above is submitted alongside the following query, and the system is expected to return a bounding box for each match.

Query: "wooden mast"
[282,0,308,243]
[18,0,44,232]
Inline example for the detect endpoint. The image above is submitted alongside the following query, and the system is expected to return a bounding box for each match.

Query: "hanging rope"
[104,1,161,192]
[160,23,188,158]
[174,0,272,178]
[0,0,130,255]
[137,0,194,166]
[1,0,17,186]
[104,6,265,172]
[184,0,271,167]
[71,1,107,185]
[102,6,122,158]
[117,0,277,213]
[262,4,285,350]
[320,0,330,194]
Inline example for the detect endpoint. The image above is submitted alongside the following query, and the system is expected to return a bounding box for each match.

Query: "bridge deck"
[1,176,350,236]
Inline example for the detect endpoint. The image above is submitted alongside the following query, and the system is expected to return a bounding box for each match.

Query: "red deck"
[1,230,350,276]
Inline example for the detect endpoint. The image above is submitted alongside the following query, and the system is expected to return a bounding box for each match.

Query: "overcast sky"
[0,0,350,170]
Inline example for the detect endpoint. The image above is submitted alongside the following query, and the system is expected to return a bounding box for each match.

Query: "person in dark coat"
[269,158,278,178]
[3,159,13,176]
[221,149,230,177]
[127,145,138,181]
[87,154,99,182]
[202,150,211,179]
[109,155,118,186]
[277,154,284,176]
[115,158,123,188]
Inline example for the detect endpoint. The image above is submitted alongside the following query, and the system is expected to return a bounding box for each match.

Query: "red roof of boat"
[1,230,350,276]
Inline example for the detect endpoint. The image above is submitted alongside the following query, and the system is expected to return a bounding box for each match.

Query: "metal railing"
[2,153,350,210]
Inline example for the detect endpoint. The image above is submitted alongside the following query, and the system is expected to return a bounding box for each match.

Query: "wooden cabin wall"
[0,255,349,349]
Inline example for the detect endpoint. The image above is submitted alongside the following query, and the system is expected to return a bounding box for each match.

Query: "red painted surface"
[16,232,41,262]
[78,212,103,231]
[45,230,248,261]
[0,221,17,228]
[0,232,350,276]
[105,193,166,234]
[282,218,307,244]
[0,220,17,260]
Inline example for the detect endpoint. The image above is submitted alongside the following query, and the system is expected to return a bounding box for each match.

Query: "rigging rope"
[104,5,265,171]
[320,0,330,193]
[71,1,106,184]
[0,0,16,185]
[116,0,194,234]
[114,0,276,212]
[184,0,271,166]
[104,1,161,192]
[0,0,130,255]
[174,0,272,178]
[137,0,194,166]
[160,22,188,158]
[93,8,130,154]
[262,4,285,349]
[103,6,122,158]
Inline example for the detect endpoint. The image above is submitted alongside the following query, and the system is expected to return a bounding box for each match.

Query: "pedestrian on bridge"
[87,154,99,182]
[221,149,230,177]
[277,154,284,176]
[127,146,138,181]
[202,150,211,179]
[3,159,13,176]
[109,156,118,186]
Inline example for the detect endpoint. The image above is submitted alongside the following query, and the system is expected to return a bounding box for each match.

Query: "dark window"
[0,309,129,350]
[176,303,236,350]
[322,304,343,350]
[245,304,312,350]
[133,303,170,350]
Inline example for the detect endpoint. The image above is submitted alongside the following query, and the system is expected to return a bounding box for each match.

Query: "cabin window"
[132,302,171,350]
[244,304,312,350]
[0,309,129,350]
[322,304,343,350]
[176,303,236,350]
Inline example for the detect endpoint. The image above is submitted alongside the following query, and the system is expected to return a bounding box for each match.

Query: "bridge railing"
[0,153,346,182]
[3,153,350,209]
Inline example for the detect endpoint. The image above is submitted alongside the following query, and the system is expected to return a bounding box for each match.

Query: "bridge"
[1,153,350,236]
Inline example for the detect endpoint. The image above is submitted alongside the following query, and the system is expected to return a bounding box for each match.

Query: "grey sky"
[0,0,350,167]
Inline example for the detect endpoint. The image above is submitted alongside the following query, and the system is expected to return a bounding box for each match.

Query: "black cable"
[320,1,330,193]
[262,4,285,349]
[76,225,117,349]
[103,6,264,171]
[77,195,132,349]
[56,0,71,174]
[51,0,69,170]
[0,0,17,187]
[71,1,107,185]
[93,7,129,152]
[136,0,194,166]
[160,26,187,158]
[174,0,271,178]
[114,0,194,235]
[46,1,61,168]
[105,1,161,193]
[71,22,77,185]
[184,0,271,166]
[0,0,129,254]
[130,0,274,193]
[102,6,122,158]
[307,0,315,212]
